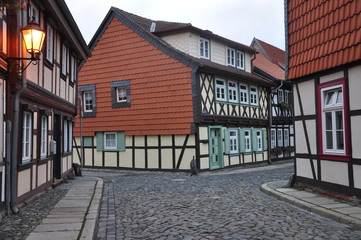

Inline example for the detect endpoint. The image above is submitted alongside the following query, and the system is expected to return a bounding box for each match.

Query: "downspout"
[10,74,26,214]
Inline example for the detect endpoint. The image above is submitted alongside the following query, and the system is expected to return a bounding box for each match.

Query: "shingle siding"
[74,18,194,137]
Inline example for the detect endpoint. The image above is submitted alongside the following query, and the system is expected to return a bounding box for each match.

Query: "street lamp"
[8,19,46,73]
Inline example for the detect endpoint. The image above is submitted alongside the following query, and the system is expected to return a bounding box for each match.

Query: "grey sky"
[65,0,285,50]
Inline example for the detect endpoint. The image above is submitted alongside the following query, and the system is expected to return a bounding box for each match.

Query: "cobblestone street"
[88,164,361,240]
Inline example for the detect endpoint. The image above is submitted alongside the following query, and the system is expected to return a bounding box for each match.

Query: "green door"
[209,127,223,169]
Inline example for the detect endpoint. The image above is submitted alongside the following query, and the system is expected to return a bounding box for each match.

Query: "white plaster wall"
[230,156,239,166]
[295,121,308,154]
[161,135,172,146]
[351,116,361,158]
[353,165,361,189]
[135,149,145,169]
[319,71,344,84]
[321,160,348,186]
[147,135,158,146]
[44,67,52,92]
[18,169,31,197]
[306,120,317,154]
[244,154,253,164]
[60,79,66,100]
[94,150,103,167]
[148,149,158,169]
[293,84,301,116]
[348,65,361,111]
[296,158,318,179]
[245,52,252,73]
[121,151,132,168]
[179,149,196,170]
[298,80,316,115]
[105,152,117,167]
[37,164,47,186]
[161,149,173,169]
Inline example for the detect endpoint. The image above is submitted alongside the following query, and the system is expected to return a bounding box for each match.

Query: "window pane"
[326,131,333,149]
[325,112,332,130]
[336,90,343,104]
[325,91,335,105]
[336,130,344,150]
[335,111,343,130]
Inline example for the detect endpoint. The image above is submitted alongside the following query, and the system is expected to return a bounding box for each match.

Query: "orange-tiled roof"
[287,0,361,80]
[252,38,286,67]
[254,53,285,80]
[74,18,194,136]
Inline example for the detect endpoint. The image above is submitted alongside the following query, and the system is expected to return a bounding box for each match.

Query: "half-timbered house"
[251,38,294,161]
[286,0,361,196]
[1,0,89,213]
[73,8,274,171]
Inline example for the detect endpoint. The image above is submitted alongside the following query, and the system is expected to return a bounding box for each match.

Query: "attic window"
[150,22,156,32]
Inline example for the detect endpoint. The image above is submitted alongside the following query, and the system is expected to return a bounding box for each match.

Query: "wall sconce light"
[8,19,45,74]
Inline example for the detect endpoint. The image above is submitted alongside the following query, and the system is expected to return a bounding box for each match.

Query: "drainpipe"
[5,120,11,215]
[10,74,26,214]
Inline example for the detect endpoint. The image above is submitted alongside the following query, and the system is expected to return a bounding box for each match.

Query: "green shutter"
[117,132,125,151]
[262,129,268,151]
[251,129,258,152]
[224,129,230,154]
[96,132,103,151]
[239,129,245,153]
[83,137,93,147]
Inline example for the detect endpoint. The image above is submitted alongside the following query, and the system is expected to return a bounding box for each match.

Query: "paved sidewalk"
[25,178,103,240]
[261,181,361,229]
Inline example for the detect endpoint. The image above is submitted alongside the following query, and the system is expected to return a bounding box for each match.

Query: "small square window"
[111,80,131,108]
[104,132,117,150]
[79,84,96,117]
[117,87,127,102]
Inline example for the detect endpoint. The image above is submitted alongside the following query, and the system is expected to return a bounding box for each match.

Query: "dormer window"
[200,37,210,59]
[236,51,244,70]
[227,48,235,66]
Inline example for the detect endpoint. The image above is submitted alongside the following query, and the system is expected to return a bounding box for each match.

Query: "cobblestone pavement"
[87,164,361,240]
[0,180,73,240]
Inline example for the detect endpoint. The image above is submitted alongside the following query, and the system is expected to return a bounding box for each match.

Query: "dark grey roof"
[89,7,273,87]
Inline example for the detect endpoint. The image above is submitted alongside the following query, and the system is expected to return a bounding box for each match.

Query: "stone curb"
[79,177,103,240]
[260,182,361,229]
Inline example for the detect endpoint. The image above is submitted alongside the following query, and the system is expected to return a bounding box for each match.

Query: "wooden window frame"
[228,81,238,103]
[200,37,210,59]
[236,50,245,70]
[22,111,32,163]
[215,78,226,101]
[239,83,248,104]
[250,86,259,106]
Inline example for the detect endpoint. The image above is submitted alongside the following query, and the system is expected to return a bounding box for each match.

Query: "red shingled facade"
[74,18,194,136]
[287,0,361,79]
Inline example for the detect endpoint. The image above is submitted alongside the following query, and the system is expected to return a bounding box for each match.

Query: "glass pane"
[325,91,334,105]
[336,130,344,150]
[336,90,343,104]
[325,112,332,130]
[230,131,236,136]
[335,111,343,130]
[326,131,333,149]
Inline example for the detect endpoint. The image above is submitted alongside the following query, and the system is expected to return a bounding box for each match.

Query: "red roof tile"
[253,53,285,80]
[287,0,361,79]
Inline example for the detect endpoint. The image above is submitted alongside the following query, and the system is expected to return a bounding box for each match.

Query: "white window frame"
[256,130,262,151]
[40,115,48,158]
[28,3,39,24]
[239,84,248,104]
[229,130,238,154]
[270,129,276,149]
[22,112,32,163]
[278,89,284,103]
[277,129,283,147]
[46,24,54,63]
[61,44,68,76]
[250,86,258,106]
[284,90,289,104]
[227,48,235,66]
[284,129,289,147]
[64,120,68,153]
[236,50,245,70]
[83,91,93,112]
[228,81,238,103]
[116,86,127,103]
[200,37,209,59]
[104,132,117,150]
[321,85,344,154]
[244,130,251,152]
[70,55,76,83]
[215,79,226,101]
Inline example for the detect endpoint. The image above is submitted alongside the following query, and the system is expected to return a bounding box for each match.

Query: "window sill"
[38,157,50,165]
[44,59,54,69]
[18,161,32,171]
[61,73,67,81]
[320,154,350,161]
